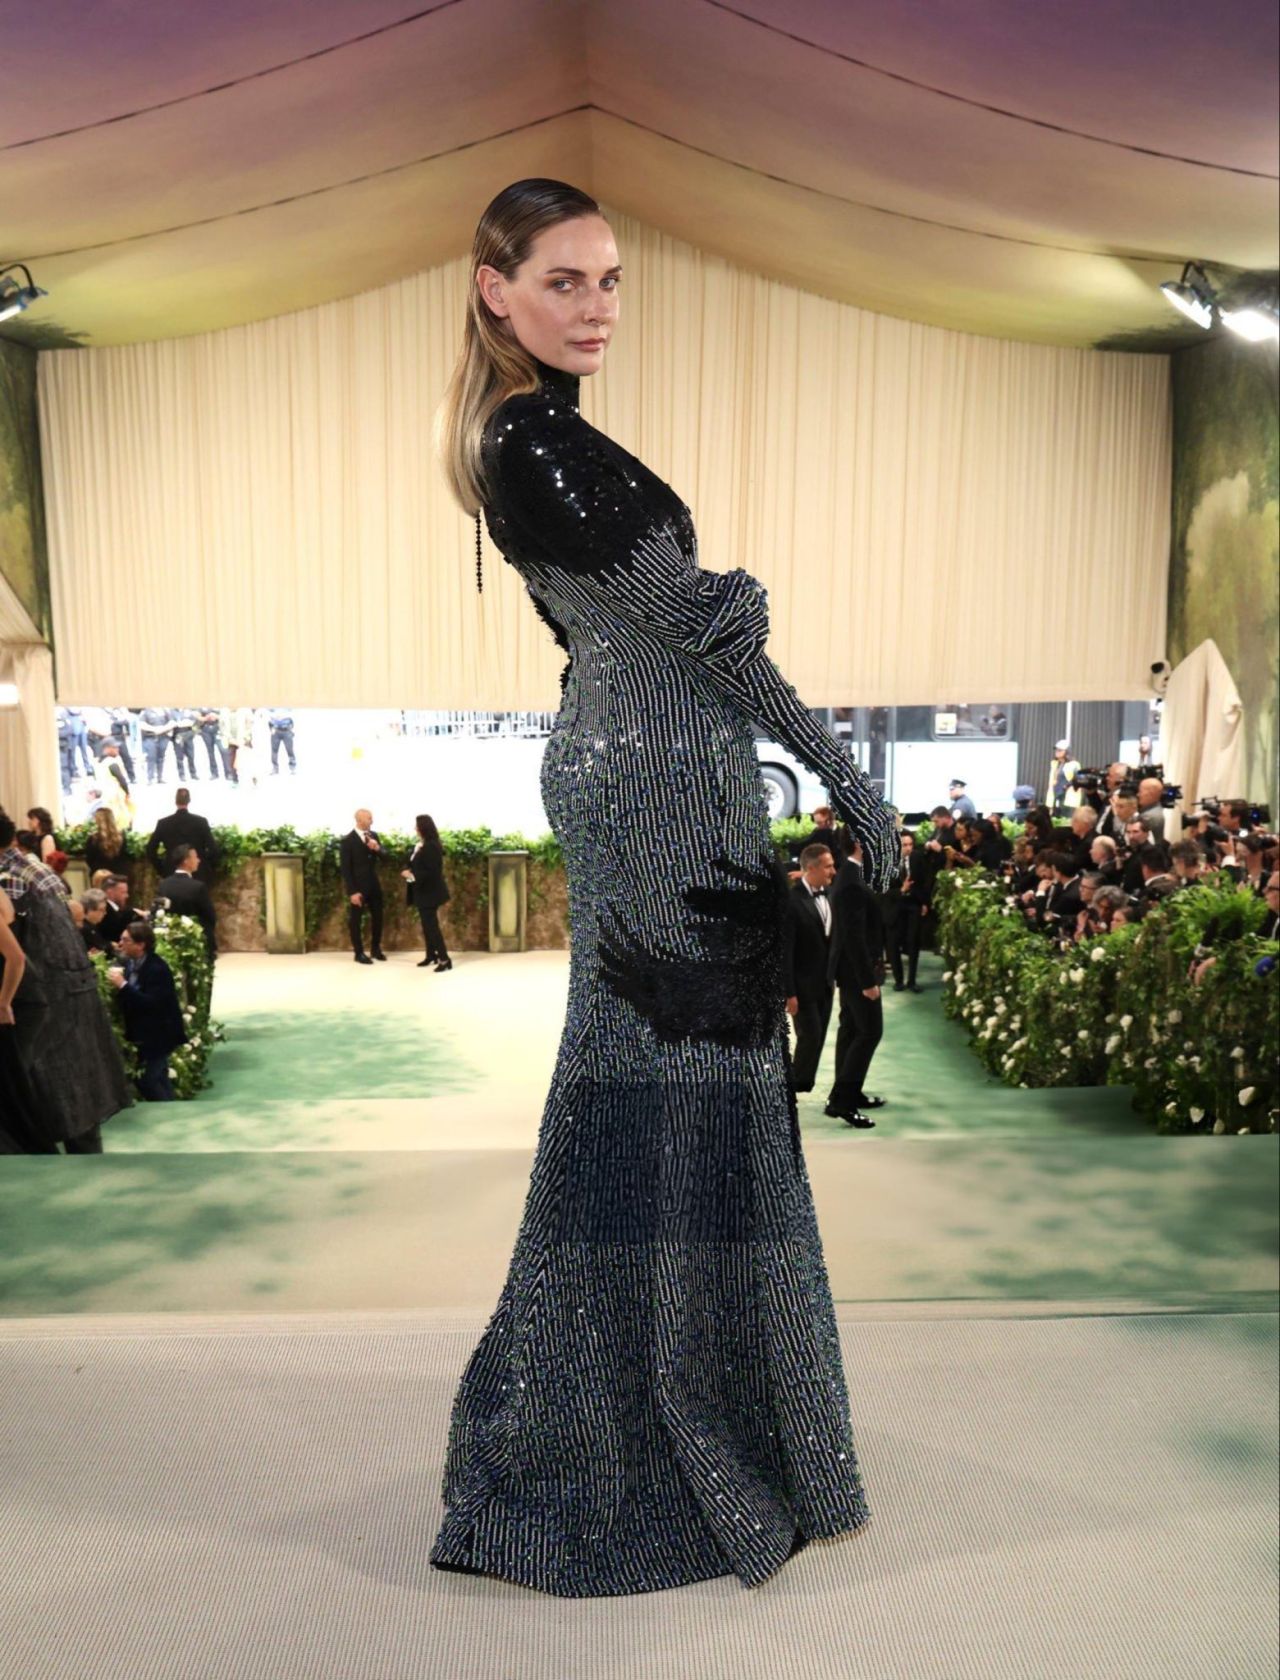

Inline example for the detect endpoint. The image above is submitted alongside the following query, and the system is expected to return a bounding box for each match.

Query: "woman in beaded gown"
[430,181,899,1598]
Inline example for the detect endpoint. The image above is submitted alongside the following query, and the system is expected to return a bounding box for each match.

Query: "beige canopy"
[1,0,1275,349]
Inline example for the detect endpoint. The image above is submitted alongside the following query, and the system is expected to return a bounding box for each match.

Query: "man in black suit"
[147,788,218,886]
[341,808,386,964]
[1120,817,1152,895]
[797,804,848,871]
[1066,805,1099,873]
[105,920,187,1101]
[783,843,837,1093]
[884,830,930,992]
[99,875,137,945]
[1039,850,1083,940]
[156,843,217,958]
[825,841,886,1130]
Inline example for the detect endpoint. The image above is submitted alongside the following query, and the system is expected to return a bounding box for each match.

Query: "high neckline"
[532,356,581,404]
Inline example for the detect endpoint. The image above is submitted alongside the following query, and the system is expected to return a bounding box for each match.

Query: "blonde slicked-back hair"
[436,178,602,517]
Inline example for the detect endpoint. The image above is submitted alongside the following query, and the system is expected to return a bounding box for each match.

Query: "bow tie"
[812,887,828,898]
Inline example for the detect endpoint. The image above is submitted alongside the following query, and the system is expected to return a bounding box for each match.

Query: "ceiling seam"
[17,103,1202,268]
[0,0,466,151]
[701,0,1279,180]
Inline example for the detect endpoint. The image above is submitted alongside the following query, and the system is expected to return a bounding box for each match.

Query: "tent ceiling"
[1,0,1276,349]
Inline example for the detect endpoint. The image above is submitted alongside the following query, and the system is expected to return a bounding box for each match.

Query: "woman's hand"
[0,1002,14,1027]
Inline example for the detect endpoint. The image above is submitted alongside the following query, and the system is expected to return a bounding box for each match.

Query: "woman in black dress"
[85,808,128,877]
[401,814,451,970]
[430,181,897,1597]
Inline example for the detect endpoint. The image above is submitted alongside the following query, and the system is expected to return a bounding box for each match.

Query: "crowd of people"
[926,770,1279,950]
[0,790,225,1152]
[56,705,300,801]
[778,758,1277,1133]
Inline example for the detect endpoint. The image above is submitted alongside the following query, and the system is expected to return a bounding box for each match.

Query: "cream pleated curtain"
[38,210,1170,709]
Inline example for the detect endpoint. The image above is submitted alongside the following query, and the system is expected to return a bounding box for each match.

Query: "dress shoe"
[908,982,924,994]
[354,953,373,965]
[857,1094,887,1109]
[434,958,453,972]
[371,949,387,962]
[843,1112,876,1129]
[893,981,906,992]
[417,958,433,968]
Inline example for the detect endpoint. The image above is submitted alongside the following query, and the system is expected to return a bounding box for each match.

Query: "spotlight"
[0,263,48,325]
[1159,262,1215,330]
[1220,304,1280,344]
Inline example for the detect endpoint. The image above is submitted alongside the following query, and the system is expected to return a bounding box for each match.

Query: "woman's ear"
[476,265,509,319]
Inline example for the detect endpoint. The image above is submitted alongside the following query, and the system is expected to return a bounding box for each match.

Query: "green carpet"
[1,950,1275,1321]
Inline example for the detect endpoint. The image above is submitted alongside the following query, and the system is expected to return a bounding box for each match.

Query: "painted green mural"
[1170,334,1280,810]
[0,335,50,636]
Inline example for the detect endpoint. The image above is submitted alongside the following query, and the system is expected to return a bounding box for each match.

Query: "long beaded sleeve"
[484,394,901,890]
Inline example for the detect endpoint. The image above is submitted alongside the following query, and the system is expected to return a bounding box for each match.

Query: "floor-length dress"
[430,358,899,1596]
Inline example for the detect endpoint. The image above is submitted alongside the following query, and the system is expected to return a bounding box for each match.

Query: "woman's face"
[86,905,107,925]
[478,215,620,377]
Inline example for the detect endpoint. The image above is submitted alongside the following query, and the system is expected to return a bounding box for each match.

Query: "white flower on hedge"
[1166,1009,1182,1025]
[955,982,965,996]
[1165,1102,1177,1115]
[1144,1057,1157,1069]
[1238,1087,1256,1107]
[1238,1127,1250,1135]
[1105,1034,1121,1055]
[1175,1055,1187,1067]
[1212,1118,1226,1134]
[1090,947,1106,964]
[1190,1057,1201,1069]
[1077,1029,1089,1041]
[1120,1015,1133,1031]
[1189,1107,1205,1124]
[1230,1046,1245,1060]
[942,971,953,982]
[1069,968,1085,985]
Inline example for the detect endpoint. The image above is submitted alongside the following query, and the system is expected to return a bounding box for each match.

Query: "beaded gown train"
[429,358,898,1597]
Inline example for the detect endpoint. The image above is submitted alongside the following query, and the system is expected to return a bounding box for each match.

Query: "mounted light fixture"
[1219,303,1280,344]
[1159,262,1215,330]
[1160,261,1280,344]
[0,262,48,325]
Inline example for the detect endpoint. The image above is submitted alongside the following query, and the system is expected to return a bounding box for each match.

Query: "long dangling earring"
[474,510,483,593]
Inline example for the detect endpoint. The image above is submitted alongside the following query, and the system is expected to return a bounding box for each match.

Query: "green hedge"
[934,870,1279,1135]
[61,819,811,943]
[90,911,221,1101]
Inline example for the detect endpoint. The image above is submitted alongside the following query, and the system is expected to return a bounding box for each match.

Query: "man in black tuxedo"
[147,788,218,886]
[825,841,887,1130]
[884,830,931,992]
[341,808,386,964]
[783,843,837,1093]
[156,843,218,958]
